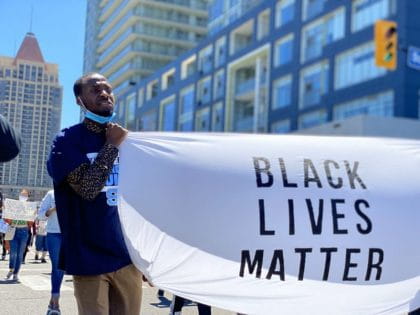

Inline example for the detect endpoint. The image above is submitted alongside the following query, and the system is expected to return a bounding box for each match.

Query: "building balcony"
[234,77,266,101]
[99,45,132,75]
[98,28,133,62]
[99,1,136,40]
[134,24,196,45]
[144,0,208,16]
[236,78,255,94]
[139,16,207,34]
[100,0,118,20]
[98,12,138,50]
[100,0,127,25]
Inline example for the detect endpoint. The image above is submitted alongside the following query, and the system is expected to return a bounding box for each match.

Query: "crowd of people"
[0,188,63,315]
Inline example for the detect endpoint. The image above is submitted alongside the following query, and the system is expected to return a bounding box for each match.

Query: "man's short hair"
[73,73,103,98]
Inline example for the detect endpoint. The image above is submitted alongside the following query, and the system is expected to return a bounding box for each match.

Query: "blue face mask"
[79,98,116,124]
[84,109,116,124]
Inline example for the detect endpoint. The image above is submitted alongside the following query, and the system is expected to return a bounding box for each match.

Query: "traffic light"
[375,20,397,70]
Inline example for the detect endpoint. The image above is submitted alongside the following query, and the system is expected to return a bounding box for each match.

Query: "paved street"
[0,249,235,315]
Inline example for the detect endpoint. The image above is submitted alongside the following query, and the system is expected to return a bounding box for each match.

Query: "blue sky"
[0,0,86,128]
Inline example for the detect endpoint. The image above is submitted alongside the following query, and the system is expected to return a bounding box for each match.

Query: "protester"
[22,218,35,264]
[0,114,21,162]
[38,190,63,315]
[4,189,33,282]
[34,217,48,263]
[47,73,142,315]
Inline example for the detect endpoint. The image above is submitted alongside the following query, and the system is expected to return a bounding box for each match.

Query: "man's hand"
[106,123,128,147]
[46,207,56,217]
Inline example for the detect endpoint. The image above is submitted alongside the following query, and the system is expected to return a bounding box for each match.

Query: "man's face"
[20,190,29,198]
[79,74,115,117]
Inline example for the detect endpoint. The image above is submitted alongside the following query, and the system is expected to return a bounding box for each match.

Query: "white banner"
[118,133,420,315]
[4,199,37,221]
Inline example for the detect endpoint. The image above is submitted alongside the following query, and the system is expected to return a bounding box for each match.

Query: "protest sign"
[3,199,37,221]
[118,133,420,314]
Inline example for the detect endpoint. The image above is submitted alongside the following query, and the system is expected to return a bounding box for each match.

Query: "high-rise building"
[83,0,209,99]
[0,32,62,200]
[114,0,420,136]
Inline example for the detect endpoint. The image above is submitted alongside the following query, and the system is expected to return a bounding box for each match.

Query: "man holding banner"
[47,73,142,315]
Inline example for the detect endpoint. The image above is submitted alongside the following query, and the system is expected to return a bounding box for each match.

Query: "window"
[271,119,291,133]
[333,90,394,120]
[181,55,196,79]
[160,96,176,131]
[197,76,212,105]
[272,75,292,109]
[213,70,225,100]
[301,8,345,63]
[258,9,270,40]
[139,109,157,131]
[298,109,327,129]
[215,37,226,68]
[147,80,159,100]
[232,98,255,132]
[198,45,213,74]
[275,34,294,67]
[209,0,224,24]
[125,93,136,130]
[352,0,395,32]
[212,102,224,131]
[230,19,254,55]
[179,85,194,131]
[300,60,329,109]
[303,0,327,21]
[276,0,295,27]
[335,42,386,90]
[195,107,210,131]
[162,69,176,90]
[137,88,144,109]
[118,99,126,122]
[235,67,256,95]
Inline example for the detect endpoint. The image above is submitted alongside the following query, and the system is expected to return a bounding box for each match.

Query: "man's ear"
[76,97,84,107]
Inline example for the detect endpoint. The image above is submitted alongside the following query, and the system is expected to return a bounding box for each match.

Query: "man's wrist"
[104,142,118,151]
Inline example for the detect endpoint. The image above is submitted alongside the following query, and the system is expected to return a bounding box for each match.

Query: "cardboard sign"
[3,199,37,221]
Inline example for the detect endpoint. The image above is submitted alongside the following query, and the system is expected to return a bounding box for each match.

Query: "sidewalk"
[0,248,235,315]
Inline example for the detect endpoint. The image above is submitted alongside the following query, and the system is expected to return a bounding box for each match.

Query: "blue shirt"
[47,123,131,275]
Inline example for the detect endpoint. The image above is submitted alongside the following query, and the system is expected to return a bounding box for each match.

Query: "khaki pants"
[73,264,142,315]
